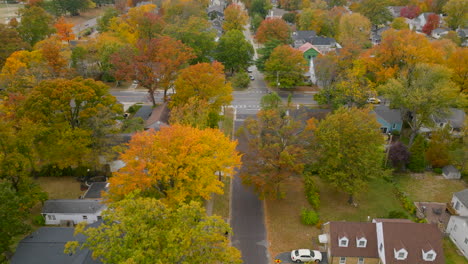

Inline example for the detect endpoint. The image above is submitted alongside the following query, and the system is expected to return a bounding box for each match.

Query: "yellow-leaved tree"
[106,125,242,205]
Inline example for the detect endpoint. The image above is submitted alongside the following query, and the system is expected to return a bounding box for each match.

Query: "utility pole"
[276,71,280,88]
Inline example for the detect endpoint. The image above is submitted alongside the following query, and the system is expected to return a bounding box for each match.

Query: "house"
[83,182,109,199]
[431,28,449,39]
[133,104,153,121]
[42,199,106,225]
[410,12,442,31]
[10,227,102,264]
[372,105,402,134]
[309,36,340,54]
[442,165,461,180]
[449,189,468,216]
[456,28,468,47]
[292,30,317,48]
[145,102,170,130]
[207,5,224,20]
[297,42,321,62]
[374,220,445,264]
[387,6,404,18]
[446,216,468,259]
[323,221,380,264]
[267,7,287,19]
[211,17,224,40]
[431,108,465,135]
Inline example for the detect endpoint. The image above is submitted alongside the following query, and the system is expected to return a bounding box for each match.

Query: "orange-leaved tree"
[112,37,194,105]
[255,18,291,44]
[106,125,242,205]
[54,17,75,42]
[223,3,248,32]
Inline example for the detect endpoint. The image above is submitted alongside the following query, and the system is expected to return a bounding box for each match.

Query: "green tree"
[47,0,95,16]
[312,107,385,204]
[215,29,254,74]
[327,0,346,8]
[408,135,427,172]
[264,45,307,88]
[97,7,119,32]
[255,39,282,71]
[391,17,409,30]
[357,0,393,26]
[337,13,371,48]
[260,92,282,110]
[0,24,30,69]
[17,6,55,46]
[241,108,311,199]
[443,0,468,29]
[249,0,271,18]
[65,197,242,264]
[380,63,459,146]
[230,71,251,89]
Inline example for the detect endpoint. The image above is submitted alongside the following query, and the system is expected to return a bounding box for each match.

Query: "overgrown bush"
[408,135,427,172]
[386,210,408,219]
[304,172,320,209]
[433,168,443,174]
[393,185,417,215]
[301,208,319,226]
[127,104,143,114]
[33,215,45,226]
[121,117,145,133]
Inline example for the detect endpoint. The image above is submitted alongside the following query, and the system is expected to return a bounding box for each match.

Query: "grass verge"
[444,237,467,264]
[212,176,231,222]
[221,107,234,139]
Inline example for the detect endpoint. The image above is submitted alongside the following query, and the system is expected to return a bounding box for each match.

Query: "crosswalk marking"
[230,105,261,109]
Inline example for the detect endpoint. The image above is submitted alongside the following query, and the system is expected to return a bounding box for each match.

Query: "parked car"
[249,75,255,80]
[291,249,322,263]
[367,97,381,104]
[247,68,253,73]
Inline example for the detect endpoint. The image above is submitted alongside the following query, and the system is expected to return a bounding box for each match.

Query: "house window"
[392,123,397,129]
[455,201,460,210]
[358,257,364,264]
[357,238,367,248]
[426,253,434,260]
[398,252,405,258]
[465,238,468,244]
[83,215,88,220]
[379,243,383,252]
[381,127,388,133]
[47,215,56,220]
[339,237,349,247]
[339,257,346,264]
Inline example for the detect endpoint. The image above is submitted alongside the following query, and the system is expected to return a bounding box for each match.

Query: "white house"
[446,216,468,259]
[450,189,468,216]
[42,199,106,225]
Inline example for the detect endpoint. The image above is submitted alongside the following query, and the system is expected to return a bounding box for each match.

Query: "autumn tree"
[446,48,468,94]
[97,7,119,32]
[332,60,374,107]
[356,0,393,26]
[365,29,442,83]
[34,36,71,77]
[313,54,338,105]
[400,5,420,19]
[311,107,385,204]
[0,49,47,90]
[249,0,271,18]
[422,13,440,35]
[337,13,371,48]
[164,16,216,63]
[255,39,282,71]
[391,17,409,29]
[65,198,242,264]
[169,98,212,129]
[172,62,233,113]
[256,18,291,44]
[215,29,254,74]
[298,8,327,33]
[162,0,207,24]
[223,3,248,31]
[112,37,194,105]
[327,0,346,8]
[264,45,307,88]
[106,125,241,204]
[443,0,468,29]
[425,127,452,168]
[241,107,311,199]
[381,63,459,146]
[0,24,29,69]
[17,6,55,46]
[54,17,75,42]
[388,141,410,171]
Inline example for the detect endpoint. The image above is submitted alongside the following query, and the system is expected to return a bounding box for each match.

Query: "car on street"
[247,68,253,73]
[366,97,381,104]
[291,249,322,263]
[249,75,255,80]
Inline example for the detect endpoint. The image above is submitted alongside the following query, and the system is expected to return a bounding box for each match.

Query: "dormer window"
[394,248,408,260]
[339,237,349,247]
[422,249,437,261]
[356,237,367,248]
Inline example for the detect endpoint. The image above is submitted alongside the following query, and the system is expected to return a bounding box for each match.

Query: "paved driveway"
[274,252,328,264]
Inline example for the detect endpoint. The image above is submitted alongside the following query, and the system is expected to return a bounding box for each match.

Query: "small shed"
[442,165,461,180]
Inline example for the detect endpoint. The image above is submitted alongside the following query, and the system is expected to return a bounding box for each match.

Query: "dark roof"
[381,222,444,264]
[146,102,170,130]
[42,200,105,214]
[373,105,402,124]
[83,182,109,199]
[457,28,468,38]
[432,28,448,34]
[292,31,317,41]
[454,189,468,207]
[443,165,459,174]
[207,5,224,15]
[432,108,466,128]
[133,105,153,120]
[329,222,379,258]
[310,36,336,46]
[10,227,102,264]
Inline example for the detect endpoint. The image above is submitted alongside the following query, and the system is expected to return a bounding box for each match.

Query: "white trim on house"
[357,237,367,248]
[394,248,408,260]
[339,236,349,247]
[422,249,437,261]
[446,216,468,260]
[376,222,386,264]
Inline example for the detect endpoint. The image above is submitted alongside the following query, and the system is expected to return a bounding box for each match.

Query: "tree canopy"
[255,18,291,44]
[215,29,254,74]
[17,6,55,46]
[264,45,307,88]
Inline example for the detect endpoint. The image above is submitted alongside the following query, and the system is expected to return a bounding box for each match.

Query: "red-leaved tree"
[112,37,194,105]
[400,5,420,19]
[255,18,291,44]
[422,13,440,35]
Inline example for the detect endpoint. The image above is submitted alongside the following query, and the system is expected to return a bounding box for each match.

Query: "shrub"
[282,12,296,24]
[33,215,45,226]
[127,104,142,114]
[386,210,408,219]
[408,135,427,172]
[230,71,250,89]
[433,168,443,174]
[304,173,320,209]
[301,208,319,226]
[391,130,400,136]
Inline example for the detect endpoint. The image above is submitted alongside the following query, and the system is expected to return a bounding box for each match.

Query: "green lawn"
[212,176,231,222]
[318,176,405,221]
[35,176,84,199]
[395,172,467,202]
[444,237,467,264]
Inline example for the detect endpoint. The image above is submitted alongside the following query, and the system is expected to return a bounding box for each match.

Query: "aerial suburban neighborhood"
[0,0,467,263]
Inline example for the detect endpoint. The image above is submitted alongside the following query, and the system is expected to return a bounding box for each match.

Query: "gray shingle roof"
[310,36,336,46]
[443,165,459,174]
[373,105,402,124]
[454,189,468,207]
[42,200,105,214]
[133,105,153,121]
[10,227,102,264]
[292,31,317,41]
